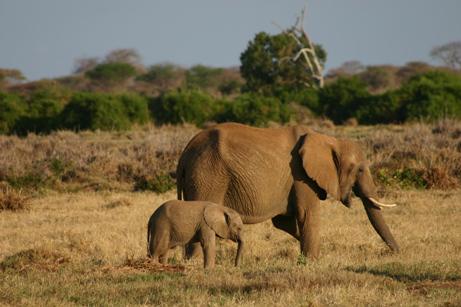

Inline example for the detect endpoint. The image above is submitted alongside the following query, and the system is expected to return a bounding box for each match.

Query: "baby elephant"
[147,200,244,269]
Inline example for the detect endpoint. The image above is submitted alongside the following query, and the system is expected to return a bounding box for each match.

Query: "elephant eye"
[347,164,355,173]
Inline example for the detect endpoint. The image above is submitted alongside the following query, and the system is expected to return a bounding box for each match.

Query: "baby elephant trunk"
[235,236,244,266]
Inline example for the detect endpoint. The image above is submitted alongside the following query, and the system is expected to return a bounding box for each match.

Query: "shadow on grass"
[346,261,461,283]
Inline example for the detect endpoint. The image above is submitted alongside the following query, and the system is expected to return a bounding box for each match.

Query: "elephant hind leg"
[272,215,300,240]
[149,230,170,263]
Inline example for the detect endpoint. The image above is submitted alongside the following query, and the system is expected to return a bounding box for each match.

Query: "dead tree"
[275,7,324,88]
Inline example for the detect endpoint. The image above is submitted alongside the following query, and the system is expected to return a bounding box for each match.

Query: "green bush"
[275,87,320,114]
[118,93,150,125]
[137,63,185,91]
[216,93,292,127]
[59,92,130,131]
[355,91,403,124]
[399,71,461,121]
[358,66,396,92]
[186,65,224,90]
[12,82,70,135]
[6,170,52,190]
[376,167,427,189]
[0,92,27,134]
[86,62,137,84]
[150,89,221,126]
[14,99,64,135]
[13,100,62,135]
[218,79,243,96]
[134,173,175,193]
[318,76,371,124]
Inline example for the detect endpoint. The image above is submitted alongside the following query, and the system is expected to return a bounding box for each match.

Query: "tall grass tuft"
[0,182,29,211]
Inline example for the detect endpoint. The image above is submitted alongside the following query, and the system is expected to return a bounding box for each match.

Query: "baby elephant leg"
[159,251,169,265]
[199,226,216,269]
[148,229,170,264]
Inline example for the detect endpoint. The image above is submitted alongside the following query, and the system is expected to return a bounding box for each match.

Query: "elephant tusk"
[368,197,397,208]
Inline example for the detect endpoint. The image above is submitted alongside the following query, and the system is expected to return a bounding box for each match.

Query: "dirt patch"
[100,258,186,274]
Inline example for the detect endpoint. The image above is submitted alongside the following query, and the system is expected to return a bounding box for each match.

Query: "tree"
[327,61,365,78]
[358,65,398,92]
[186,65,224,90]
[240,31,326,94]
[86,62,137,86]
[0,69,26,89]
[73,57,99,74]
[396,61,432,84]
[430,41,461,69]
[73,48,144,75]
[105,48,141,64]
[104,48,144,72]
[240,6,325,93]
[138,63,186,91]
[282,8,326,88]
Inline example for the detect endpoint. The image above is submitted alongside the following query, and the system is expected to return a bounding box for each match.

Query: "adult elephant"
[176,122,399,259]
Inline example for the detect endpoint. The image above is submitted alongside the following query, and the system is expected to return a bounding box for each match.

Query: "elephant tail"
[147,221,151,257]
[176,157,185,201]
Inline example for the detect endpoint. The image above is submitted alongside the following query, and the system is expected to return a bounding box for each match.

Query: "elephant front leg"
[199,226,216,269]
[296,199,321,260]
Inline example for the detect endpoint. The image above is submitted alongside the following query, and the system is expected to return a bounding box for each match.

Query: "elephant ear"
[299,131,340,200]
[204,205,229,239]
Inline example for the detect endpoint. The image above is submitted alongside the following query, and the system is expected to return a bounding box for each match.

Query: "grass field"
[1,122,460,306]
[1,188,460,306]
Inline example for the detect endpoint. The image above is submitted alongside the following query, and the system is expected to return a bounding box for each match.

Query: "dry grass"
[0,181,29,211]
[1,121,461,193]
[0,124,199,192]
[315,120,461,190]
[0,190,460,306]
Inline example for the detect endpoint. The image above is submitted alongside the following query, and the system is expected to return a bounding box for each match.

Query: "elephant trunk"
[361,197,400,252]
[235,237,244,266]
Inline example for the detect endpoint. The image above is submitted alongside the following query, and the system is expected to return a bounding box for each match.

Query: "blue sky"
[0,0,460,80]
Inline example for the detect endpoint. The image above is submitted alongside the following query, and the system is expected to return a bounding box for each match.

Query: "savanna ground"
[1,122,461,306]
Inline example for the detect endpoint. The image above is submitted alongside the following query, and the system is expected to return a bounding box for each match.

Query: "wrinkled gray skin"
[147,200,244,269]
[176,123,399,260]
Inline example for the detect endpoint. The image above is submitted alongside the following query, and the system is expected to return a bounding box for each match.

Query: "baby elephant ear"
[204,205,230,239]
